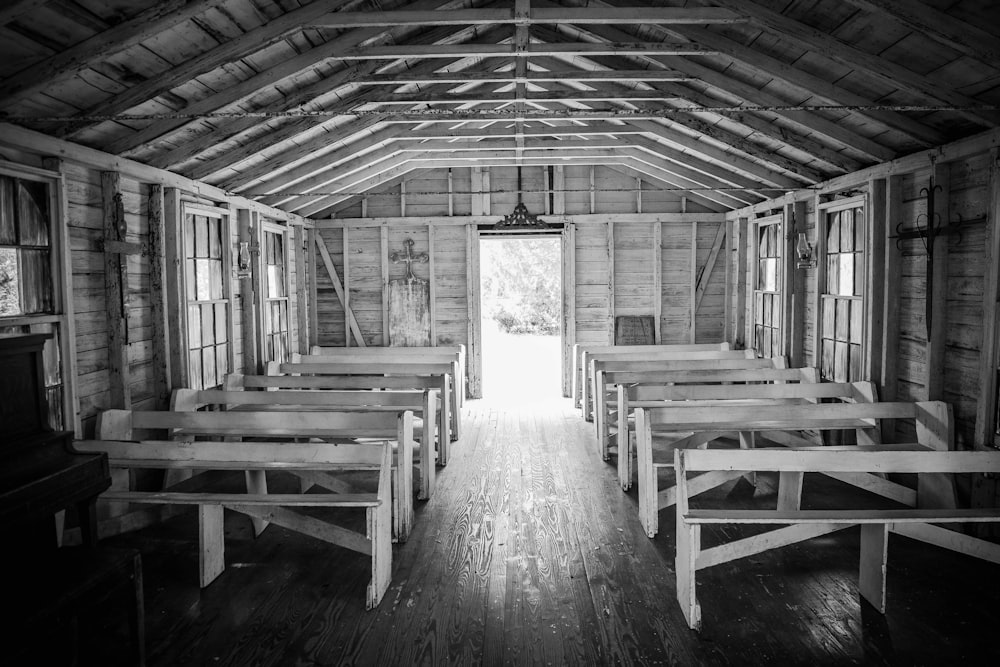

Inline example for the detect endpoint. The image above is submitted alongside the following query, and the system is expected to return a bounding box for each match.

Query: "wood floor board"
[84,397,999,666]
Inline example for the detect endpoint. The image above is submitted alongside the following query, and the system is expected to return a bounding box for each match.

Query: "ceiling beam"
[842,0,999,67]
[0,0,48,26]
[347,69,697,84]
[323,41,719,60]
[707,0,998,128]
[58,0,366,139]
[0,0,221,111]
[306,7,748,28]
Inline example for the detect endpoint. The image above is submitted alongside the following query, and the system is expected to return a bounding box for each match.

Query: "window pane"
[189,349,203,390]
[827,214,840,253]
[216,343,229,379]
[0,248,21,315]
[762,328,772,357]
[185,215,196,259]
[826,254,839,294]
[771,292,781,327]
[849,343,863,381]
[196,259,213,300]
[202,303,216,347]
[822,298,835,339]
[17,180,49,247]
[196,217,209,258]
[0,177,16,244]
[855,208,865,249]
[839,254,854,296]
[834,341,849,382]
[209,219,222,259]
[821,340,835,380]
[20,249,52,313]
[836,299,850,341]
[854,251,864,297]
[202,347,217,389]
[850,299,864,343]
[186,256,197,300]
[210,259,223,300]
[188,305,201,349]
[214,302,227,344]
[840,212,853,252]
[755,293,763,322]
[41,328,61,386]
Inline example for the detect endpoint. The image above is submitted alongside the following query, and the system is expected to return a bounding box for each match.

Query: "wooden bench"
[76,438,393,609]
[96,408,416,542]
[174,387,438,501]
[572,342,730,408]
[591,356,788,458]
[618,370,864,490]
[674,441,1000,630]
[229,369,453,465]
[279,357,460,451]
[634,399,944,538]
[584,348,754,422]
[310,344,466,406]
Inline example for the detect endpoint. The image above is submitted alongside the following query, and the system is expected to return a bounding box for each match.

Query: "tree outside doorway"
[480,237,561,402]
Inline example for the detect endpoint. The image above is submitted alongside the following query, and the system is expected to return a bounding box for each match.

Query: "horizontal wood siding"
[614,222,655,319]
[661,222,694,342]
[575,223,611,344]
[432,224,468,347]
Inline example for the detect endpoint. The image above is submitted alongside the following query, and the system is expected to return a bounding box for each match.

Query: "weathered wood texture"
[87,399,1000,665]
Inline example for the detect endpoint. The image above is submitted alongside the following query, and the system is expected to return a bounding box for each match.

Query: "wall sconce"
[236,241,252,278]
[796,232,816,269]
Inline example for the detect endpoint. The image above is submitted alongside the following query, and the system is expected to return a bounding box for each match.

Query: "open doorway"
[479,236,562,402]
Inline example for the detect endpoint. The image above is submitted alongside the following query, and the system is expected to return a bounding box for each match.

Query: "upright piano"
[0,332,109,549]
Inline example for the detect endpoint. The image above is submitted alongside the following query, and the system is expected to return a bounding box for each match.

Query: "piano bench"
[7,546,145,666]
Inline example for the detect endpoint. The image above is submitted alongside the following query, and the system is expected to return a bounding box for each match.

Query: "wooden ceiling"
[2,0,998,215]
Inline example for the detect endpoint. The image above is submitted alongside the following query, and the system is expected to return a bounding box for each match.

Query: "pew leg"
[198,505,225,588]
[676,522,702,630]
[391,463,413,543]
[777,472,804,511]
[618,431,634,491]
[738,431,757,488]
[636,418,658,538]
[859,523,889,613]
[438,385,451,465]
[418,433,435,501]
[366,503,392,610]
[244,470,269,536]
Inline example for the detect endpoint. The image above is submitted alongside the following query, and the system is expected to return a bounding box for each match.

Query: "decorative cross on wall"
[390,238,428,282]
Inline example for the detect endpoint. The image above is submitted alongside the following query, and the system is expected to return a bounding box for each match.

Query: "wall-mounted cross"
[390,238,428,282]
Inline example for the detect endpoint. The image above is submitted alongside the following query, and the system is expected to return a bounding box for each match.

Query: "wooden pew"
[76,438,393,609]
[583,348,755,422]
[674,438,1000,630]
[309,344,466,406]
[591,356,788,458]
[634,400,946,539]
[174,387,438,501]
[572,342,730,408]
[96,408,416,542]
[617,371,862,490]
[280,356,460,449]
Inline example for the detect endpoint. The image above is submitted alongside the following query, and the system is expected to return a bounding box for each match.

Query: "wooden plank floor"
[80,397,1000,665]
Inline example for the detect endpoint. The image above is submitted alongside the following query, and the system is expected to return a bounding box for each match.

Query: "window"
[751,215,784,358]
[183,207,233,390]
[0,164,73,431]
[818,197,866,382]
[261,226,290,363]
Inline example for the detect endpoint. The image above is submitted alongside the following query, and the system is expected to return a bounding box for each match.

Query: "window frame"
[748,213,787,359]
[815,194,869,382]
[177,201,236,390]
[0,160,77,433]
[257,220,292,364]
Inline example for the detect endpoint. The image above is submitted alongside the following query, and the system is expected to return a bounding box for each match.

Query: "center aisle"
[344,396,710,665]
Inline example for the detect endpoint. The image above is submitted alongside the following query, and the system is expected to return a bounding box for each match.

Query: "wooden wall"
[318,165,729,397]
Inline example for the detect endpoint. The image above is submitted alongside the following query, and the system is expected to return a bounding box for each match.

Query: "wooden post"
[163,188,188,389]
[723,218,732,348]
[471,167,483,216]
[428,224,437,346]
[400,181,406,217]
[41,157,81,434]
[734,217,748,347]
[553,165,566,215]
[636,177,643,214]
[294,225,310,354]
[466,224,482,398]
[101,171,130,408]
[380,224,390,346]
[607,221,615,344]
[975,149,1000,447]
[653,221,662,344]
[810,196,824,369]
[590,166,596,214]
[563,223,577,396]
[447,168,454,217]
[343,226,351,347]
[237,209,259,374]
[482,169,491,215]
[690,221,697,343]
[147,184,171,408]
[926,161,950,401]
[879,177,903,443]
[788,201,807,367]
[866,179,887,384]
[307,228,319,348]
